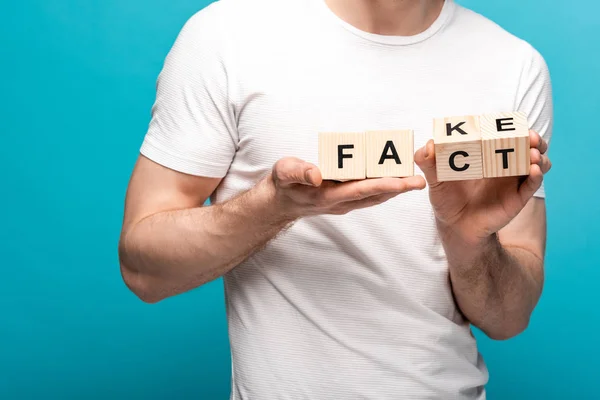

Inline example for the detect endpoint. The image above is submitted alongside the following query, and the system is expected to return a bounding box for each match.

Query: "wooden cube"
[366,130,414,178]
[318,132,366,181]
[480,112,531,178]
[433,115,483,181]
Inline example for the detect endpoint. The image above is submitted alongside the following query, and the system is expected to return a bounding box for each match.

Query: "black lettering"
[338,144,354,168]
[378,141,401,165]
[446,121,469,136]
[496,118,516,132]
[495,148,515,169]
[449,151,470,172]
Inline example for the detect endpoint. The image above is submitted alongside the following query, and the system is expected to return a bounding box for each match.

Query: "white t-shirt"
[140,0,553,398]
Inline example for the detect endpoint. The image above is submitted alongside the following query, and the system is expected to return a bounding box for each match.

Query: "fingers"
[321,175,426,204]
[530,148,552,174]
[306,168,324,187]
[329,192,400,215]
[518,164,544,205]
[510,135,550,206]
[529,130,549,154]
[414,139,439,186]
[272,157,323,188]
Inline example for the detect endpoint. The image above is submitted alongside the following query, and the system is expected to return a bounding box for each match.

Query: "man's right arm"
[118,155,291,303]
[118,155,425,303]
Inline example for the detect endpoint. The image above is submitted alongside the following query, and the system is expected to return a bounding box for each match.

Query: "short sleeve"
[140,6,238,178]
[515,42,554,198]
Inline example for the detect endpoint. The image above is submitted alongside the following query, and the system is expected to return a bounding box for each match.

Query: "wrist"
[253,173,301,224]
[436,219,500,267]
[436,217,496,248]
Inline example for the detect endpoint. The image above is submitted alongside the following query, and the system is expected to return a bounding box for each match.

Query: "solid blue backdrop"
[1,0,598,399]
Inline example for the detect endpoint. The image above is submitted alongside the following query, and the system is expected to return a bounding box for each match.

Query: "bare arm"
[440,197,546,340]
[414,129,551,340]
[119,155,426,303]
[118,156,293,303]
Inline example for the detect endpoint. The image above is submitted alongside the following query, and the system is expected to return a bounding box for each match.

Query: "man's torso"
[159,1,540,398]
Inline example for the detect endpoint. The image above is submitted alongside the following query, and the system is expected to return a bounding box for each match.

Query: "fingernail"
[304,169,313,184]
[424,146,430,159]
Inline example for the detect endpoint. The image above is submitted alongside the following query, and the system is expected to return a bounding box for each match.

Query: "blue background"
[1,0,598,398]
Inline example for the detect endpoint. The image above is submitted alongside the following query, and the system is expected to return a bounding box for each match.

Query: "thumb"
[272,157,323,188]
[414,139,439,186]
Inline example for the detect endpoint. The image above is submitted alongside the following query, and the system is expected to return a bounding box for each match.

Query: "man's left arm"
[441,197,547,340]
[414,42,554,340]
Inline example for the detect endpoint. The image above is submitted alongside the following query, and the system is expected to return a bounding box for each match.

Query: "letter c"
[449,150,470,172]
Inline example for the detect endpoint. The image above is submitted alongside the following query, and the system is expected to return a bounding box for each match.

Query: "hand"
[414,130,552,246]
[267,157,426,219]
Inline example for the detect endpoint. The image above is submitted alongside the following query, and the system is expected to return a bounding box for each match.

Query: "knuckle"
[272,172,283,186]
[394,181,407,193]
[276,157,299,172]
[272,160,288,181]
[290,172,303,183]
[273,158,308,185]
[535,156,546,167]
[273,158,287,171]
[353,189,368,201]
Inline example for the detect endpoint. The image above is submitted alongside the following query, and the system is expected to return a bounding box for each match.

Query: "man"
[119,0,552,398]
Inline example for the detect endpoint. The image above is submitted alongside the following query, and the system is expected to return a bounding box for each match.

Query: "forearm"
[119,175,295,302]
[441,228,544,340]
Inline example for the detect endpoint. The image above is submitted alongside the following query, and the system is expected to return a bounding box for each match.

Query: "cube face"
[318,132,366,180]
[433,115,482,144]
[435,141,483,181]
[366,130,414,178]
[482,136,530,177]
[433,115,483,181]
[479,111,528,139]
[480,112,530,178]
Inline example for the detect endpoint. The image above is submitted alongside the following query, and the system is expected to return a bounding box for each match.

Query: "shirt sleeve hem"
[139,138,230,178]
[532,185,545,199]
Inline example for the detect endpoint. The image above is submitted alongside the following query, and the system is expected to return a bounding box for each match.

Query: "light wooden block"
[433,115,483,181]
[318,132,366,181]
[366,130,414,178]
[480,112,530,178]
